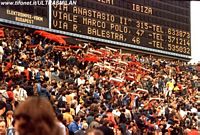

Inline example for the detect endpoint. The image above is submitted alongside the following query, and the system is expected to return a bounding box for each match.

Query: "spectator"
[14,97,62,135]
[0,100,7,118]
[74,122,88,135]
[56,113,67,135]
[13,85,27,102]
[89,114,101,129]
[0,43,4,63]
[63,107,74,126]
[0,119,6,135]
[68,116,81,135]
[6,111,13,128]
[97,120,114,135]
[86,129,103,135]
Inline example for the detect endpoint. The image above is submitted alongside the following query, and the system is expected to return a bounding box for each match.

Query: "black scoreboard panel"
[0,0,49,27]
[52,0,191,56]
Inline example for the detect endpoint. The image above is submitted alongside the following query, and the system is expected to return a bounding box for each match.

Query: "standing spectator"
[76,76,85,86]
[13,85,27,102]
[0,44,4,63]
[63,107,74,126]
[0,119,6,135]
[74,122,88,135]
[86,129,103,135]
[89,114,101,129]
[68,116,81,135]
[6,111,13,129]
[56,113,67,135]
[0,100,7,118]
[23,67,30,81]
[86,111,94,125]
[97,120,114,135]
[106,109,116,126]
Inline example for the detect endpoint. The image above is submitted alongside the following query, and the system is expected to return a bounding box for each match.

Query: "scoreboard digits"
[52,0,191,56]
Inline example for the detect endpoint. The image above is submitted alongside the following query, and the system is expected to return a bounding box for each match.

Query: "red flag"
[83,55,99,62]
[187,130,199,135]
[0,28,4,38]
[34,30,66,45]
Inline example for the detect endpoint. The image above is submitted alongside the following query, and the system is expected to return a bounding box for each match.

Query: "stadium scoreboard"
[0,0,191,59]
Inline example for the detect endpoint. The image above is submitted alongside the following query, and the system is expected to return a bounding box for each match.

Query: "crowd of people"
[0,27,199,135]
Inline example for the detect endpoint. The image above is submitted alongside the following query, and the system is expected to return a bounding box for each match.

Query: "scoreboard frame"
[0,0,191,60]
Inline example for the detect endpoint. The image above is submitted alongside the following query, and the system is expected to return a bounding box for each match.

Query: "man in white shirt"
[13,85,28,102]
[77,76,85,86]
